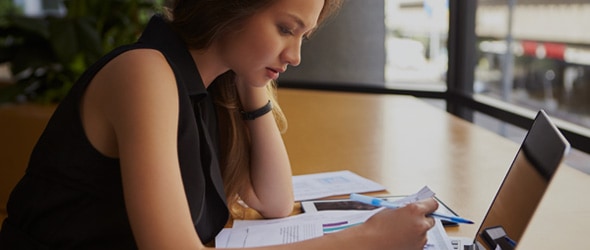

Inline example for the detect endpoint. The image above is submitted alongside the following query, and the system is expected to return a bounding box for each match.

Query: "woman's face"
[218,0,324,87]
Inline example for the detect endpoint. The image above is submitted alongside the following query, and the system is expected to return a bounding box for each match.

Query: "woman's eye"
[279,25,293,35]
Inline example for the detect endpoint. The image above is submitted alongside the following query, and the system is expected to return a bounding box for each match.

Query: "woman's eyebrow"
[286,13,315,31]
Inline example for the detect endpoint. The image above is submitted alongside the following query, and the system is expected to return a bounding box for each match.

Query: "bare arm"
[236,81,294,218]
[90,49,204,249]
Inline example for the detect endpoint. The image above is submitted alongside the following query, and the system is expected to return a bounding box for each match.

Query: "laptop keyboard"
[451,239,461,250]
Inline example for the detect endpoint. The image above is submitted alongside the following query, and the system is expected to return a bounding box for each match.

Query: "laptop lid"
[472,110,570,249]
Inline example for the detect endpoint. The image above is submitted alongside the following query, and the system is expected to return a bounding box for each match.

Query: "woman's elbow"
[260,200,295,218]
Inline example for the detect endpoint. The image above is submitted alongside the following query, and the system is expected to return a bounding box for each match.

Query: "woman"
[0,0,438,249]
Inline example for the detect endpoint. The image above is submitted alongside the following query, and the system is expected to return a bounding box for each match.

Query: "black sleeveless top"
[0,15,229,249]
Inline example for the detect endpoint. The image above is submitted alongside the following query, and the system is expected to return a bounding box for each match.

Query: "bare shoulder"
[99,48,175,91]
[82,48,179,157]
[92,48,179,115]
[111,48,177,122]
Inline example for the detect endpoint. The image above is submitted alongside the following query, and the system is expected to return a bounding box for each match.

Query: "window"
[474,0,590,132]
[276,0,590,167]
[385,0,448,92]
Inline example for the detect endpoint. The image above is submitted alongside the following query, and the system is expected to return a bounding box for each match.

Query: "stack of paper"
[292,170,386,201]
[216,210,377,248]
[215,183,455,249]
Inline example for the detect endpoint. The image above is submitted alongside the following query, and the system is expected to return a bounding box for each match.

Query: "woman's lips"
[266,68,281,80]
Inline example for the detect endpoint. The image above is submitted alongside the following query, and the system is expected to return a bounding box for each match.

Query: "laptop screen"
[473,110,570,249]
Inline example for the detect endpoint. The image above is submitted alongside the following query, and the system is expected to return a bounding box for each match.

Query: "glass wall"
[385,0,448,91]
[471,0,590,172]
[384,0,589,156]
[474,0,590,131]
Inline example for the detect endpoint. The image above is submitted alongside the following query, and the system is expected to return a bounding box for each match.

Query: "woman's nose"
[283,40,302,67]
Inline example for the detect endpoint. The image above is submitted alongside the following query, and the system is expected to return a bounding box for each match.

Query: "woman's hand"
[359,198,439,250]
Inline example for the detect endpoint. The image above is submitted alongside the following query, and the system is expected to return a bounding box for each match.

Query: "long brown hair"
[164,0,343,218]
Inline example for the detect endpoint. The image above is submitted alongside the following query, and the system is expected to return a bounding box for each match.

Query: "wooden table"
[276,88,590,249]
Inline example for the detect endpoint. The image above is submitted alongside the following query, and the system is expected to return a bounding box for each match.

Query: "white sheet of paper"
[243,223,323,247]
[383,185,436,207]
[292,170,386,201]
[216,210,377,248]
[216,204,455,249]
[426,219,456,250]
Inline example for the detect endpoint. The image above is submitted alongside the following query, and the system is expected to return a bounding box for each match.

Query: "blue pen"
[350,193,474,224]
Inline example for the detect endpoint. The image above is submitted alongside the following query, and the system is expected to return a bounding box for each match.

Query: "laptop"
[452,110,571,250]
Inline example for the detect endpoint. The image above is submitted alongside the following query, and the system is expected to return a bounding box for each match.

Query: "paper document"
[426,219,455,250]
[243,223,323,246]
[216,186,455,249]
[216,210,376,247]
[292,170,386,201]
[216,210,453,249]
[383,185,436,207]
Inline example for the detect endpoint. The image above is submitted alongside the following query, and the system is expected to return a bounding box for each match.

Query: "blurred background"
[279,0,590,173]
[1,0,589,173]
